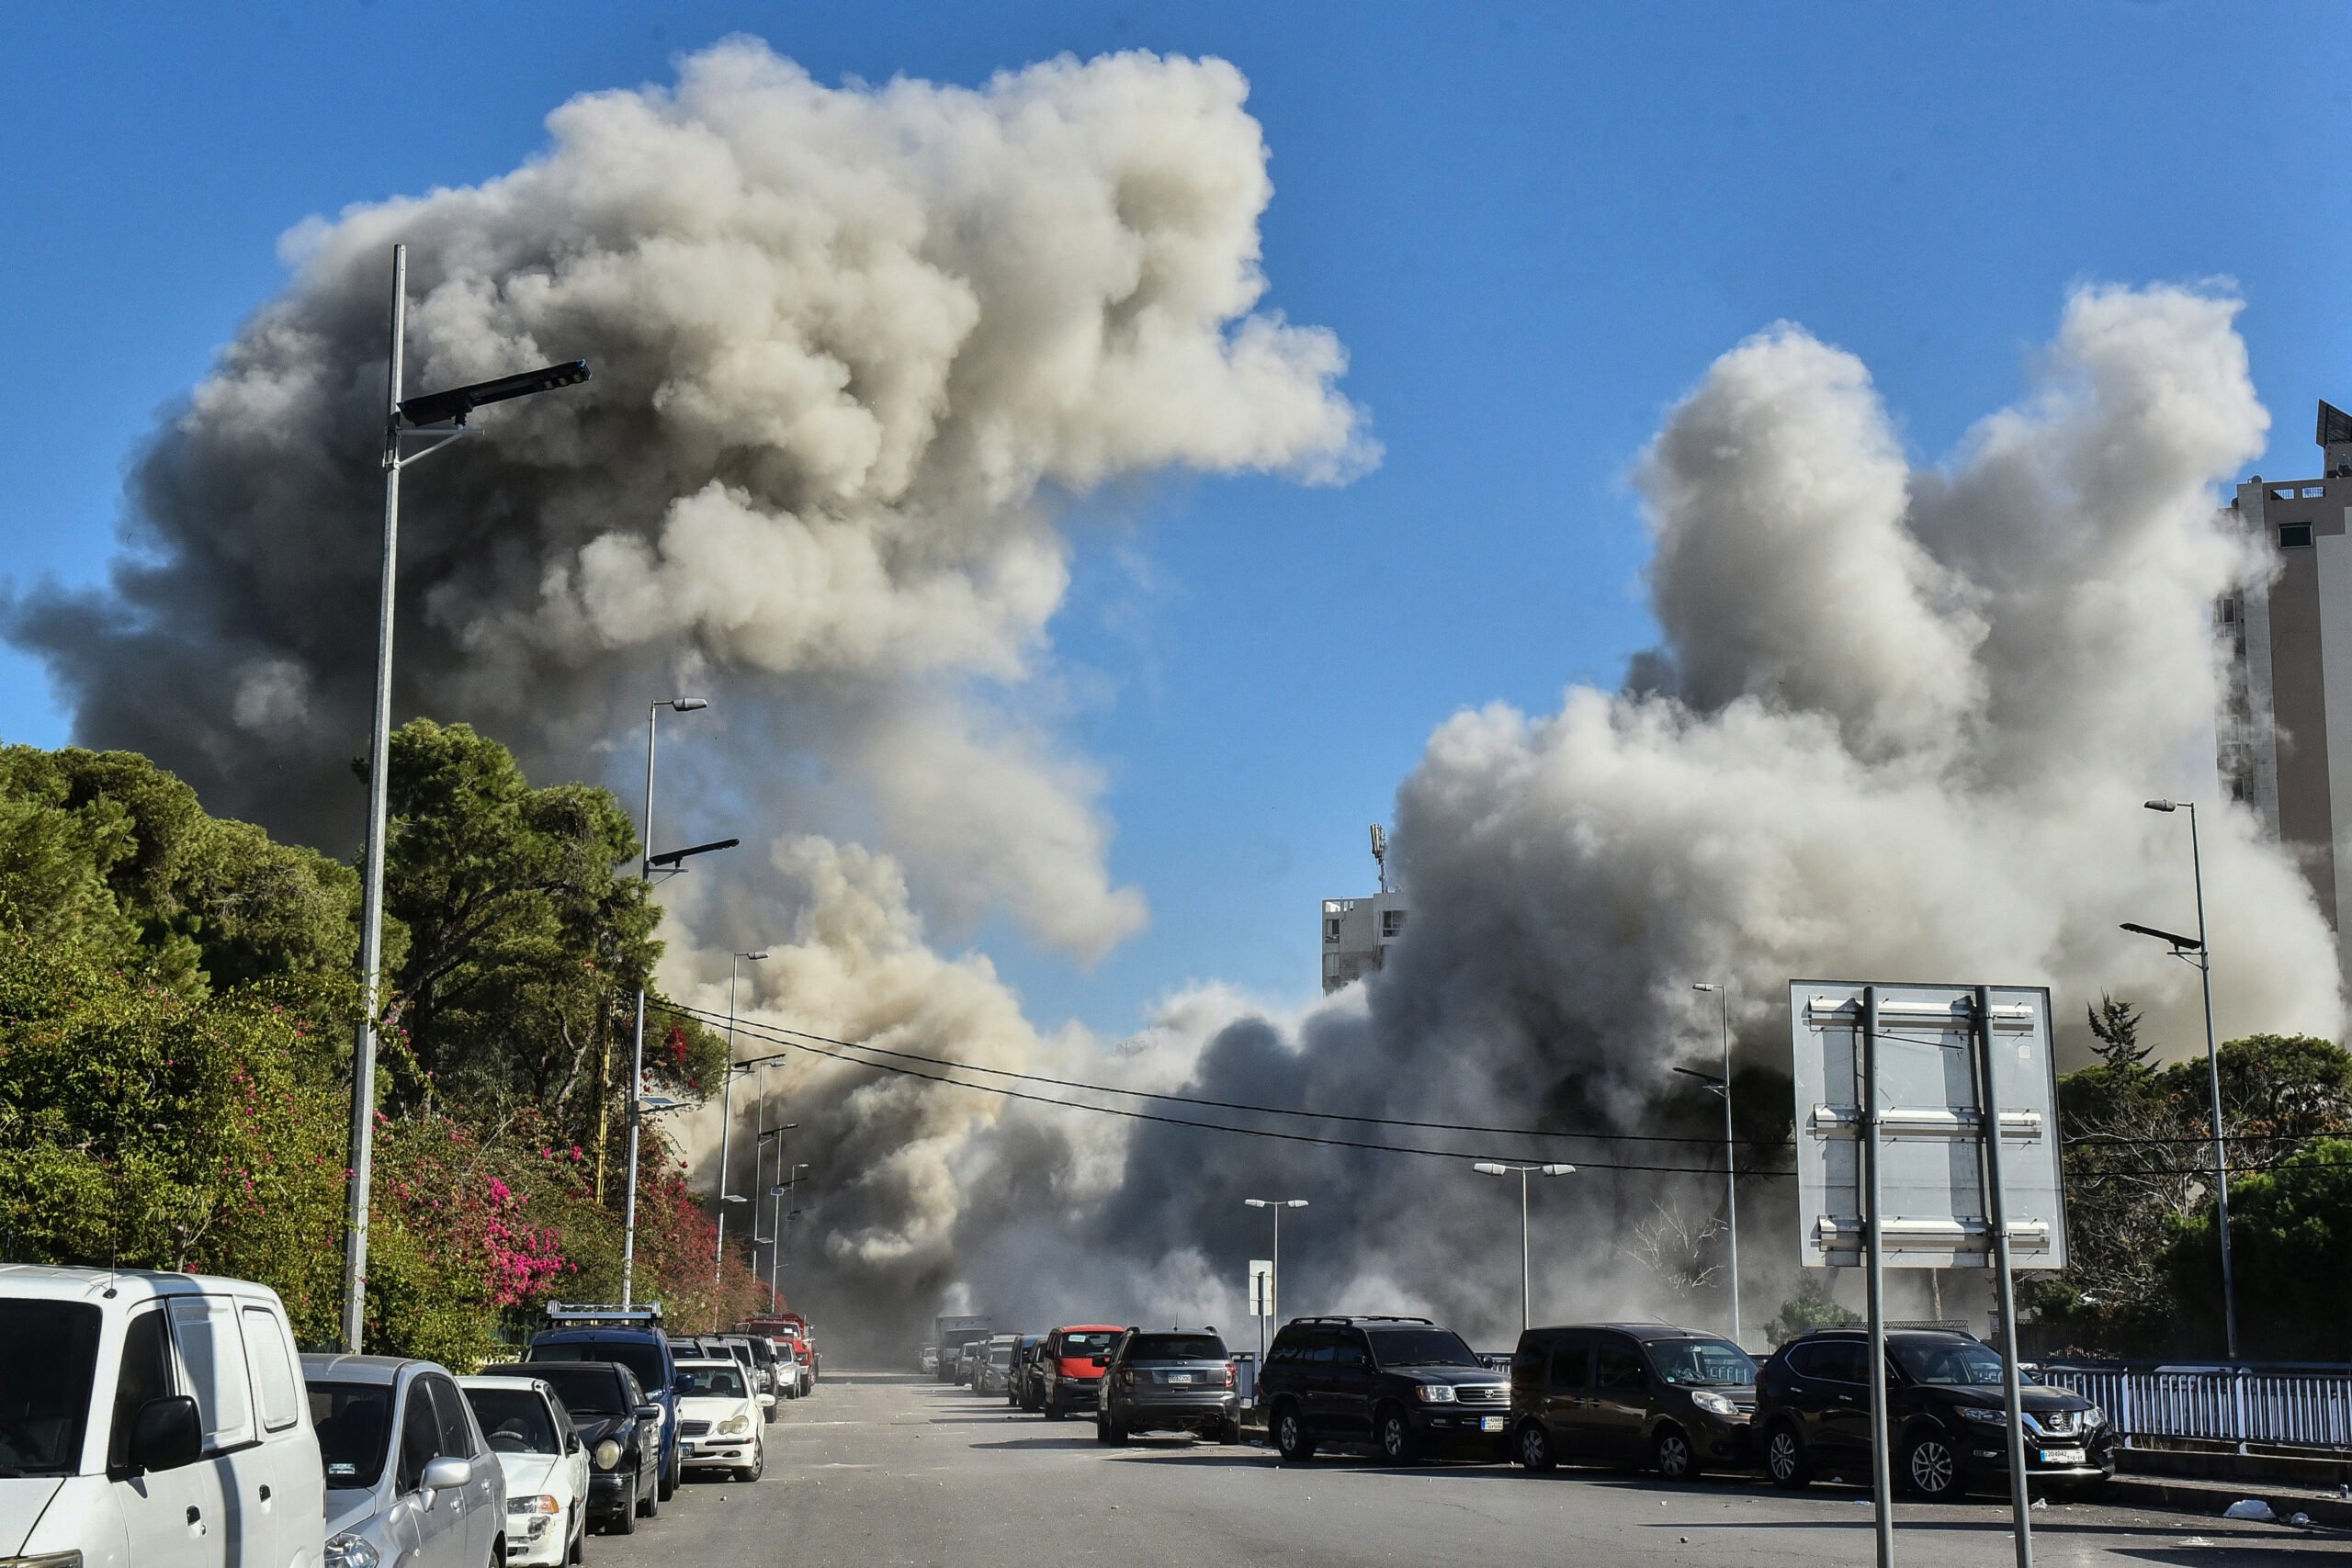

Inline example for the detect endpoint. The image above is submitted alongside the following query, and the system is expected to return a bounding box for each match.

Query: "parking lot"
[586,1370,2341,1568]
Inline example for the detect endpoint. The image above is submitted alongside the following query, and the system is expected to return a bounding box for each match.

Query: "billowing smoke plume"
[17,35,2338,1351]
[12,39,1370,963]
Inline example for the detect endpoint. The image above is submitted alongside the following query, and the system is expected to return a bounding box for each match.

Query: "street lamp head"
[1538,1164,1576,1177]
[636,1094,682,1114]
[1244,1199,1268,1208]
[2120,919,2203,953]
[1284,1200,1309,1209]
[1691,982,1721,993]
[398,360,591,427]
[650,837,741,870]
[2143,798,2179,813]
[668,697,709,712]
[738,950,770,961]
[1472,1162,1509,1177]
[721,1193,750,1203]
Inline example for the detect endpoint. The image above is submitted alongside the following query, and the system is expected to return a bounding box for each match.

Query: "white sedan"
[460,1374,593,1565]
[672,1359,764,1482]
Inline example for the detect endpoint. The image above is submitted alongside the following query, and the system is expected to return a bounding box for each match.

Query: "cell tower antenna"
[1370,824,1389,895]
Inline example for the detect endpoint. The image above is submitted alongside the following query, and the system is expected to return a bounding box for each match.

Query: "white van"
[0,1263,325,1568]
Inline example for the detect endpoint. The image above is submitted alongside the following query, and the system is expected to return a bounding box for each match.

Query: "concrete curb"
[2098,1473,2352,1530]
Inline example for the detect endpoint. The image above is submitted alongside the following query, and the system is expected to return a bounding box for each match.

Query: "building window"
[1381,908,1407,938]
[2280,523,2314,548]
[1324,919,1340,943]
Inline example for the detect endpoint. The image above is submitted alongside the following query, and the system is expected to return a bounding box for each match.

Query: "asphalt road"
[591,1371,2344,1567]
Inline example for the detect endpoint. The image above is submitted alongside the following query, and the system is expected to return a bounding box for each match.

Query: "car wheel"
[612,1479,639,1534]
[1215,1417,1244,1446]
[1903,1431,1963,1502]
[1765,1422,1813,1489]
[1653,1424,1701,1482]
[1375,1405,1421,1465]
[1273,1401,1317,1463]
[1045,1404,1068,1421]
[1515,1420,1555,1472]
[735,1442,763,1483]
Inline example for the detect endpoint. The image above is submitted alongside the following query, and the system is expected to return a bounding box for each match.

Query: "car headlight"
[594,1438,623,1469]
[326,1534,382,1568]
[719,1414,752,1435]
[508,1495,560,1516]
[1413,1385,1456,1403]
[1956,1405,2006,1426]
[2083,1404,2106,1429]
[1691,1391,1740,1417]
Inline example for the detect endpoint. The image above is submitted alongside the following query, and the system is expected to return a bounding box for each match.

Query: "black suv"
[1754,1329,2116,1501]
[1094,1328,1240,1443]
[1255,1315,1510,1463]
[1508,1322,1758,1479]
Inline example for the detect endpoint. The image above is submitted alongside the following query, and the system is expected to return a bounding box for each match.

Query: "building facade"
[1320,891,1408,992]
[2220,400,2352,986]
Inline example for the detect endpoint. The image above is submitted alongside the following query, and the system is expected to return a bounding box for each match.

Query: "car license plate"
[1480,1416,1505,1433]
[1166,1372,1195,1384]
[2038,1447,2085,1465]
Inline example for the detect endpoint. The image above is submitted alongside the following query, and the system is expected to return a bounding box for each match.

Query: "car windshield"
[675,1364,746,1398]
[1059,1332,1116,1357]
[0,1301,98,1477]
[1125,1335,1226,1361]
[531,1337,664,1396]
[505,1365,624,1417]
[309,1380,394,1491]
[465,1388,560,1454]
[1648,1338,1758,1386]
[1894,1340,2006,1386]
[1367,1329,1478,1369]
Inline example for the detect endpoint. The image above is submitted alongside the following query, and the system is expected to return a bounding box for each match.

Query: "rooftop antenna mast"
[1370,824,1389,895]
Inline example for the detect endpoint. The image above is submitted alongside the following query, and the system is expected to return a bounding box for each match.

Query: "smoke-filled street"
[594,1370,2322,1568]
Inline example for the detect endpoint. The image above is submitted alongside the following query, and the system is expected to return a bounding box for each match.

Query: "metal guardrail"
[2034,1360,2352,1452]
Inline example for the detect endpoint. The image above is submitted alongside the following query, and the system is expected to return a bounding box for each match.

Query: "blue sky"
[5,3,2350,1034]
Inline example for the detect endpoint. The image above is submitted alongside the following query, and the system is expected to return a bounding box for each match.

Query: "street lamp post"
[341,243,591,1352]
[711,950,769,1314]
[2129,797,2239,1359]
[1242,1199,1308,1365]
[1683,980,1742,1345]
[1471,1164,1574,1331]
[619,696,717,1308]
[771,1162,809,1310]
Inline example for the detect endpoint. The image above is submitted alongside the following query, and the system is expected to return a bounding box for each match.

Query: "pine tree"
[2086,993,2150,1068]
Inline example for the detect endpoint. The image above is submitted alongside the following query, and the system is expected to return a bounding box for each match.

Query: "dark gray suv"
[1254,1316,1510,1463]
[1093,1328,1241,1444]
[1508,1322,1758,1480]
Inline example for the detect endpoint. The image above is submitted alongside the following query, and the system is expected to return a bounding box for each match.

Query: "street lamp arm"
[398,360,591,427]
[2120,920,2203,952]
[650,837,741,870]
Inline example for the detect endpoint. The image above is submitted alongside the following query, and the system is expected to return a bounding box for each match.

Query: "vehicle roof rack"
[1285,1314,1435,1326]
[544,1301,664,1327]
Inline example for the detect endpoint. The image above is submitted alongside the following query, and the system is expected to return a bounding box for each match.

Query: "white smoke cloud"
[13,39,1371,964]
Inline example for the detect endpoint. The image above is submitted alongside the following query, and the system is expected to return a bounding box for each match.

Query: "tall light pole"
[771,1162,809,1311]
[753,1121,797,1311]
[1682,980,1742,1345]
[1471,1163,1574,1330]
[1242,1199,1308,1359]
[619,696,715,1307]
[2129,797,2238,1358]
[341,243,591,1352]
[711,950,769,1316]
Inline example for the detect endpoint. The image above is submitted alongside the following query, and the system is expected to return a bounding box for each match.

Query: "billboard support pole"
[1861,986,1895,1568]
[1973,986,2035,1568]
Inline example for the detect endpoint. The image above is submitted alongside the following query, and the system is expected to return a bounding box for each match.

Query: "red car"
[1037,1325,1124,1419]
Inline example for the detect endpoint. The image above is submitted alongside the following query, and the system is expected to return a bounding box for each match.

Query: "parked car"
[1009,1335,1047,1410]
[674,1337,776,1422]
[954,1342,981,1386]
[525,1304,681,1504]
[304,1352,505,1568]
[671,1359,765,1483]
[1255,1314,1508,1463]
[974,1334,1021,1397]
[920,1344,939,1375]
[478,1361,663,1534]
[0,1265,324,1568]
[1095,1327,1241,1445]
[1753,1329,2116,1501]
[458,1374,592,1566]
[1038,1325,1122,1420]
[1508,1322,1757,1479]
[776,1335,813,1398]
[736,1335,784,1418]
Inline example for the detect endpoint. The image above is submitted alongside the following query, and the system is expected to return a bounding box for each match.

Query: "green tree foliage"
[0,728,746,1362]
[2025,1033,2352,1356]
[2159,1137,2352,1360]
[2086,994,2150,1068]
[1765,1277,1860,1345]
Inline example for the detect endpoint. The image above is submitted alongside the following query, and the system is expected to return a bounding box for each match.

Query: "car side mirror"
[568,1432,583,1454]
[419,1454,470,1503]
[128,1394,203,1474]
[635,1403,664,1423]
[1091,1356,1108,1369]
